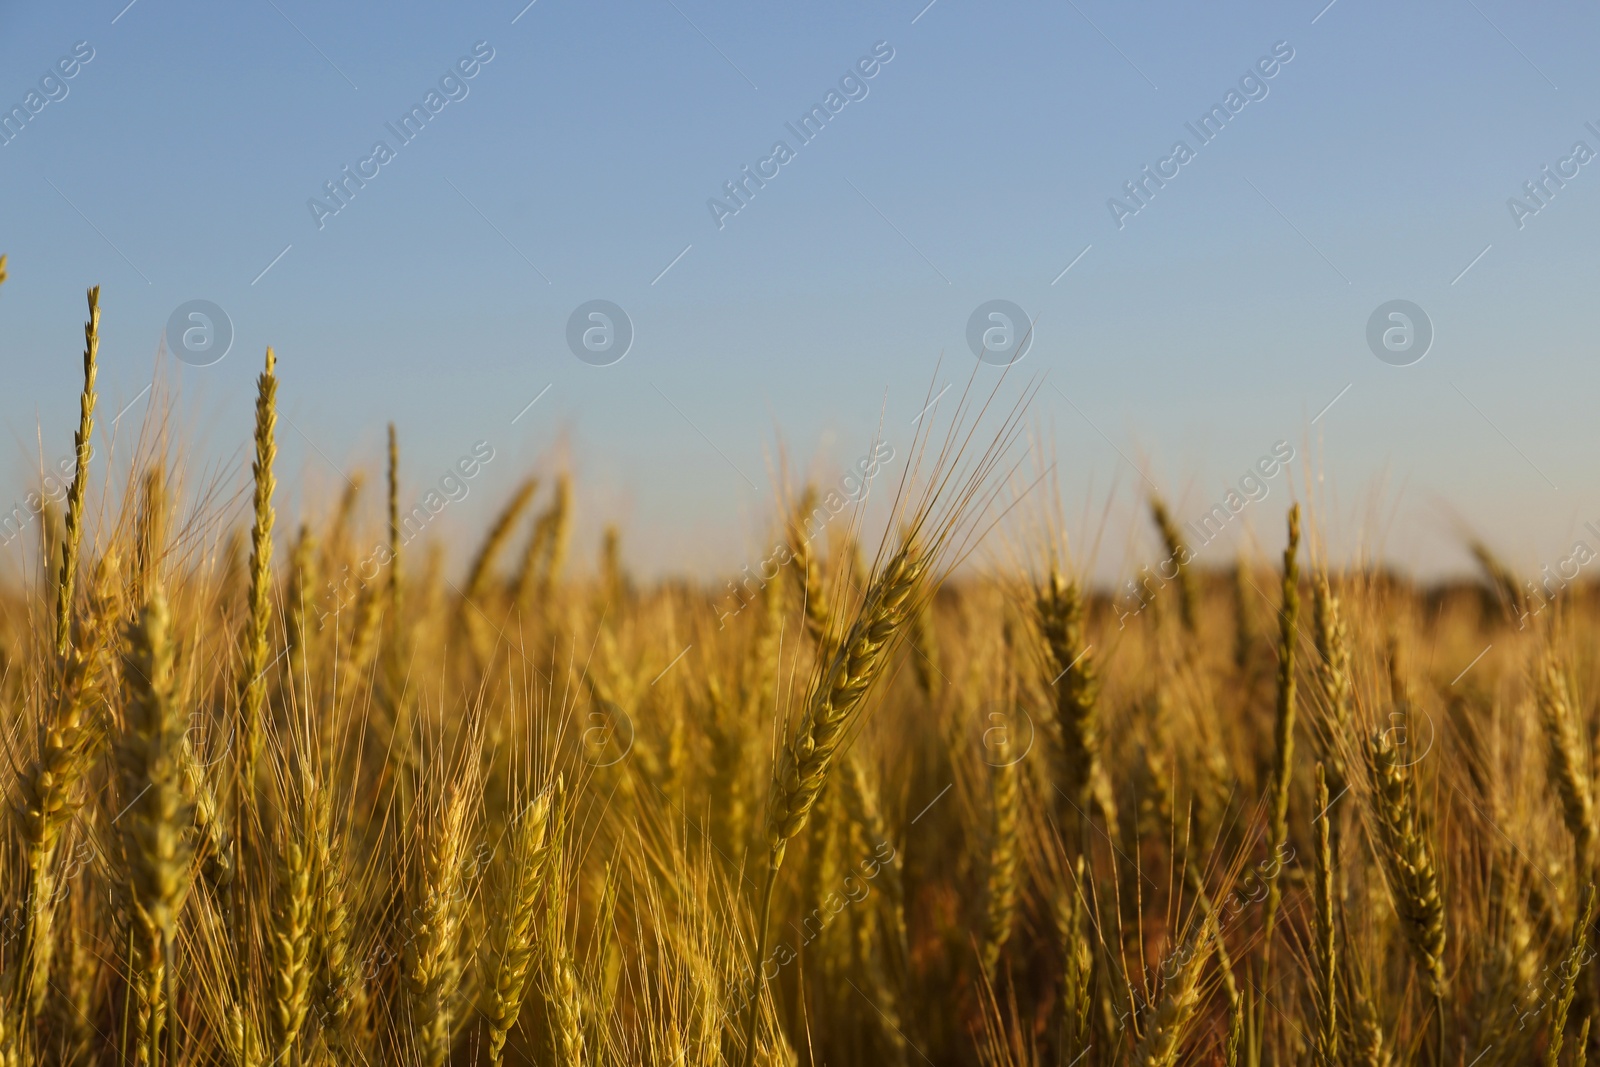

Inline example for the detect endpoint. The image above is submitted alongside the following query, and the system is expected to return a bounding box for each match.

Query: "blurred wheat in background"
[3,280,1599,1067]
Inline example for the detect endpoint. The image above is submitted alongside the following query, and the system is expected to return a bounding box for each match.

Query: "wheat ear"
[238,346,278,804]
[1311,573,1353,802]
[387,421,402,607]
[1149,497,1198,635]
[1133,913,1218,1067]
[840,750,907,970]
[312,785,364,1050]
[406,785,471,1067]
[117,587,195,1065]
[270,790,314,1065]
[463,477,539,607]
[15,553,121,1017]
[55,286,99,657]
[981,731,1021,982]
[741,540,928,1067]
[541,872,585,1067]
[1364,727,1447,998]
[1262,504,1301,951]
[483,782,558,1062]
[1547,884,1596,1067]
[1313,762,1339,1067]
[1034,570,1116,834]
[543,474,572,593]
[787,486,832,651]
[284,524,318,699]
[1537,652,1596,881]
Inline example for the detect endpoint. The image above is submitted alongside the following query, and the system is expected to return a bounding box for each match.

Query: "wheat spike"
[787,486,832,651]
[15,553,121,1016]
[1313,762,1339,1066]
[1312,573,1353,799]
[767,541,927,858]
[1364,727,1447,998]
[1034,570,1116,833]
[463,477,539,608]
[117,587,194,1065]
[1262,504,1301,952]
[405,785,471,1067]
[312,787,364,1050]
[980,733,1021,981]
[543,474,572,593]
[270,807,314,1064]
[284,524,318,699]
[1536,652,1596,880]
[742,538,930,1067]
[483,783,558,1062]
[55,286,99,658]
[1149,496,1198,635]
[1546,884,1596,1067]
[387,421,402,608]
[1133,913,1218,1067]
[238,347,278,800]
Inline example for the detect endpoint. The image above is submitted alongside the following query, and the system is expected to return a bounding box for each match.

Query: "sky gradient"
[3,0,1599,582]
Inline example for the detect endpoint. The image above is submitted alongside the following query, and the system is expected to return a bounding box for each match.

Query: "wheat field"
[2,281,1596,1067]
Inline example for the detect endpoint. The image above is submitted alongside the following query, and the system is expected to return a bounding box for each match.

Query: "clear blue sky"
[3,0,1598,580]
